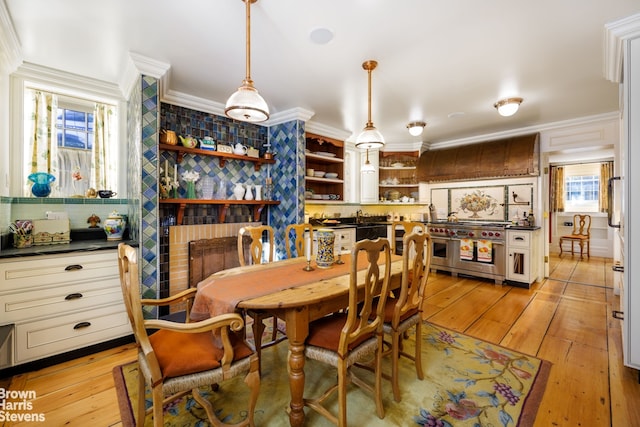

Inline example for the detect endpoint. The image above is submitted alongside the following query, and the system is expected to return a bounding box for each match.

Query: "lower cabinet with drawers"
[0,250,130,366]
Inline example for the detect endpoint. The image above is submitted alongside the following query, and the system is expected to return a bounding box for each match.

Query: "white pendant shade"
[494,97,523,117]
[225,81,269,122]
[356,126,385,150]
[407,121,426,136]
[361,148,376,173]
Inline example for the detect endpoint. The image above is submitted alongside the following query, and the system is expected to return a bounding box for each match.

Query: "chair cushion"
[563,234,588,240]
[149,329,253,379]
[380,297,419,324]
[307,313,374,352]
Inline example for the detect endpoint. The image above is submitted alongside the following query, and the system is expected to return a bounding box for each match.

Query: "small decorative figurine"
[87,213,101,228]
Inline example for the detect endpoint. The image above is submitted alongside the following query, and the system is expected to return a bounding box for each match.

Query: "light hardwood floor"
[2,253,639,426]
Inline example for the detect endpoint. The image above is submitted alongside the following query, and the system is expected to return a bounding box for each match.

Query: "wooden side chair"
[237,225,285,372]
[285,223,313,258]
[380,231,432,402]
[391,221,425,254]
[117,243,260,427]
[559,214,591,258]
[303,238,392,426]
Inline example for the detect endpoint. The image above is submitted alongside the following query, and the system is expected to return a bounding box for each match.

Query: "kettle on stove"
[447,211,458,222]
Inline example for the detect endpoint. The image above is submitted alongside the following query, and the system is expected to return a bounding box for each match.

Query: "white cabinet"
[0,250,130,365]
[506,229,540,287]
[360,149,379,203]
[312,227,355,259]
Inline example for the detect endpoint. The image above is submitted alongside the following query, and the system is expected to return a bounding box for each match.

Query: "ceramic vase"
[316,228,335,268]
[104,211,126,241]
[244,184,254,200]
[28,172,55,197]
[233,183,245,200]
[254,184,262,201]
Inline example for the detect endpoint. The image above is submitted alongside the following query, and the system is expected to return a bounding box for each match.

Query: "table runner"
[190,253,399,321]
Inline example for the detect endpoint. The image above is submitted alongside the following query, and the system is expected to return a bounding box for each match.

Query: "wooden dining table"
[190,253,403,427]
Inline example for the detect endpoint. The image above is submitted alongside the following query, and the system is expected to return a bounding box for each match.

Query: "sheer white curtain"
[92,103,117,192]
[24,89,59,196]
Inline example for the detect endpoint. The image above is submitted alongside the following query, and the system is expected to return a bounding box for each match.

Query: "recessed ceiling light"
[309,27,334,45]
[448,112,465,119]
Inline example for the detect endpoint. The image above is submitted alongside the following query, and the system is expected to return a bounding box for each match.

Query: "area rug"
[113,322,550,426]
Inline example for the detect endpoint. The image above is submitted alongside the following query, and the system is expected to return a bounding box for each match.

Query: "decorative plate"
[314,151,337,157]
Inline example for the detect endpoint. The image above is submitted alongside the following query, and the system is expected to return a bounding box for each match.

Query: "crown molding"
[268,107,314,126]
[604,12,640,83]
[430,112,619,150]
[0,0,22,72]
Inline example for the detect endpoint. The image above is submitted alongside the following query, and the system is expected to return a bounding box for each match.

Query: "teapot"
[233,143,248,155]
[178,135,198,149]
[447,211,458,222]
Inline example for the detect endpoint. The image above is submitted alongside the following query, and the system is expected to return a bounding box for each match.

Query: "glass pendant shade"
[356,126,385,150]
[361,148,376,173]
[225,80,269,122]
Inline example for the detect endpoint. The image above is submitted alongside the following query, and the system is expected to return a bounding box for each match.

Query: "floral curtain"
[92,103,117,191]
[550,165,564,212]
[599,161,614,213]
[25,90,59,196]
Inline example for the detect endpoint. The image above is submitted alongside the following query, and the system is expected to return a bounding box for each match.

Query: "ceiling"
[4,0,639,146]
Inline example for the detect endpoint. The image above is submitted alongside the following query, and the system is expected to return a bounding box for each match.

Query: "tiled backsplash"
[3,196,129,231]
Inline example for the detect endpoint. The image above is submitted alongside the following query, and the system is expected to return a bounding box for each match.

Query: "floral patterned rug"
[113,322,550,426]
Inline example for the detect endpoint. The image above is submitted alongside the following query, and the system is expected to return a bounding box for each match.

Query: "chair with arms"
[285,223,313,258]
[237,225,285,372]
[117,243,260,427]
[391,221,425,255]
[380,230,432,402]
[559,214,591,259]
[303,238,392,426]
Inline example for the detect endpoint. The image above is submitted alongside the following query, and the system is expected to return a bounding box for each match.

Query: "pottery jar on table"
[316,228,335,268]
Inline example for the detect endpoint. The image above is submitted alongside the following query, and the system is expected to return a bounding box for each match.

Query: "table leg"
[285,306,309,427]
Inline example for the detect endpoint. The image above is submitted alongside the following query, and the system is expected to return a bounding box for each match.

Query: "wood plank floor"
[2,253,639,426]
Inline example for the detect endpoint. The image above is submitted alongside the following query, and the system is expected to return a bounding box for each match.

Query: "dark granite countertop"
[505,225,541,231]
[0,238,138,258]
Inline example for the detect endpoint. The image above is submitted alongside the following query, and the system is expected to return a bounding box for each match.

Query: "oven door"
[430,237,452,268]
[450,238,505,283]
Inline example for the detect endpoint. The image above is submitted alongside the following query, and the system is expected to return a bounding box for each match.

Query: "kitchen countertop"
[505,225,541,230]
[0,234,137,259]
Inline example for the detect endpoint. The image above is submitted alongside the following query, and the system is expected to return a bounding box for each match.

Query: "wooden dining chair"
[380,230,432,402]
[237,225,285,372]
[303,238,392,427]
[285,223,313,258]
[391,221,425,254]
[117,243,260,427]
[559,214,591,259]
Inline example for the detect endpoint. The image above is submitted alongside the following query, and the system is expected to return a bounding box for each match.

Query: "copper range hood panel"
[417,133,539,183]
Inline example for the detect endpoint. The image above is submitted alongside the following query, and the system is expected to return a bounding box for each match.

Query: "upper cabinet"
[305,132,345,203]
[379,150,419,202]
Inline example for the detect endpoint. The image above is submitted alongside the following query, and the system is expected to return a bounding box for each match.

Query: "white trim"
[605,13,640,83]
[0,0,22,73]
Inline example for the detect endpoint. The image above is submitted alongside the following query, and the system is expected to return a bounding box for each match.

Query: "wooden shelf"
[159,199,279,224]
[160,143,275,171]
[305,132,345,202]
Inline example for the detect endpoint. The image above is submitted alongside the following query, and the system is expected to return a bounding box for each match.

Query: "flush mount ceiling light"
[361,148,376,173]
[355,60,385,150]
[225,0,269,123]
[493,97,523,117]
[406,121,427,136]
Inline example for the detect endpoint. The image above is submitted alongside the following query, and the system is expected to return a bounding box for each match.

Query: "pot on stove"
[447,211,458,222]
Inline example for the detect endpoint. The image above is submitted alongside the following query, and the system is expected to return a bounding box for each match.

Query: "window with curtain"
[24,88,118,197]
[550,161,613,213]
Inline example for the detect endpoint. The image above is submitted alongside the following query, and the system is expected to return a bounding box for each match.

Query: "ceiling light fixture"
[361,148,376,173]
[493,97,523,117]
[355,60,385,150]
[225,0,269,123]
[406,121,427,136]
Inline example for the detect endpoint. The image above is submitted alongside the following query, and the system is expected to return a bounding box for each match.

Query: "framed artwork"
[450,186,505,221]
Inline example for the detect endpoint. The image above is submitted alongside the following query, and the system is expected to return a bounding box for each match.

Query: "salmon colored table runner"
[190,253,399,321]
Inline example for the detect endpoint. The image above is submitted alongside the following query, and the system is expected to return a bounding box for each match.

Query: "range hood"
[417,133,540,183]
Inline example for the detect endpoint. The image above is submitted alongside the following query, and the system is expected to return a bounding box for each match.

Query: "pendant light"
[355,60,385,150]
[361,148,376,173]
[225,0,269,122]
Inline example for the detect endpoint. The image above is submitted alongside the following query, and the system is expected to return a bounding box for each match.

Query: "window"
[564,163,600,212]
[56,107,94,150]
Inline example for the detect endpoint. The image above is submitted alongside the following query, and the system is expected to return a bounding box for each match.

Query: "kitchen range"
[427,221,509,285]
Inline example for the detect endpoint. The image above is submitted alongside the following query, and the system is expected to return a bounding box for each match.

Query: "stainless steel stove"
[427,221,508,284]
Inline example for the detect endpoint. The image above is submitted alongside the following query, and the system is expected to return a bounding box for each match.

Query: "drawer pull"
[612,310,624,320]
[65,264,84,271]
[65,293,84,300]
[73,321,92,330]
[515,237,525,241]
